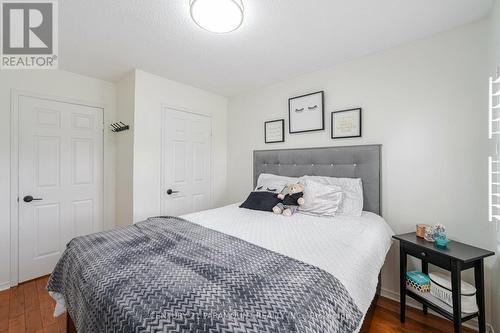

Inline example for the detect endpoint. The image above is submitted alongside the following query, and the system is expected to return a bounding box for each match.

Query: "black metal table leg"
[399,245,407,323]
[451,260,462,333]
[474,260,486,333]
[421,259,428,315]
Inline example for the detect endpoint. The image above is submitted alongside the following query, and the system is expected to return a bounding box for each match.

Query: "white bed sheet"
[182,203,394,316]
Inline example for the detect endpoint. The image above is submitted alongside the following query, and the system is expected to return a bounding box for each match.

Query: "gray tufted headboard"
[253,145,381,215]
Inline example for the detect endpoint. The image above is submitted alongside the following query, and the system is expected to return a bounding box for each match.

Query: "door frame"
[160,104,214,216]
[10,89,105,286]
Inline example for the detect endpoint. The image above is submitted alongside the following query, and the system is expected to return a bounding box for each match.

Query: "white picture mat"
[265,120,284,142]
[332,110,361,137]
[289,92,323,132]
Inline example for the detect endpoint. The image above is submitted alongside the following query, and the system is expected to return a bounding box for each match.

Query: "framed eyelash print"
[288,91,324,134]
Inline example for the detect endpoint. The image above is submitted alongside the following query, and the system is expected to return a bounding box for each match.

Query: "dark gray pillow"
[239,192,280,212]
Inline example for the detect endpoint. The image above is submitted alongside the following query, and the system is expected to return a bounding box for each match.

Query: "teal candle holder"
[435,237,449,249]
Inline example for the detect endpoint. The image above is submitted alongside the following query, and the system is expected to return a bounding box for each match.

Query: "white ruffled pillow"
[300,176,363,217]
[299,179,343,217]
[255,173,299,193]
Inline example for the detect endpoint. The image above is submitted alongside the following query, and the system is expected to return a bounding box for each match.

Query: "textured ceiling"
[59,0,493,96]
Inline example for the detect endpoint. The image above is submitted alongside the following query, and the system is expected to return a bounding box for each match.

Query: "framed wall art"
[331,108,362,139]
[288,91,324,133]
[264,119,285,143]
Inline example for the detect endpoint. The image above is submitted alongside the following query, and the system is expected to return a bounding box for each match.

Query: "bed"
[48,144,393,333]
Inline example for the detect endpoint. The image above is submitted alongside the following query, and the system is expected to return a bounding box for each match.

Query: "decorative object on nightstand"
[424,225,435,242]
[406,271,431,293]
[416,224,430,238]
[417,224,449,250]
[393,232,494,333]
[435,237,450,249]
[429,272,478,314]
[432,224,446,240]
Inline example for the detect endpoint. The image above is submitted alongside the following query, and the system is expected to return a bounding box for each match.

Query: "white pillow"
[300,176,363,217]
[299,179,343,217]
[255,173,299,193]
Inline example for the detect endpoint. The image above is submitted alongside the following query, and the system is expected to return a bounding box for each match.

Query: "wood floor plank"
[24,309,42,333]
[0,289,10,331]
[35,279,52,307]
[8,286,24,319]
[40,323,58,333]
[8,314,25,333]
[56,313,66,333]
[23,282,39,314]
[373,297,476,333]
[38,303,56,329]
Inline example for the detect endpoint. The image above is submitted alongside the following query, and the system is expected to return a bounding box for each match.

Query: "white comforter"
[183,203,394,316]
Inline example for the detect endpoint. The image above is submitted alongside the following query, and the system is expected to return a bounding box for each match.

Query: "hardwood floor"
[0,276,65,333]
[371,296,476,333]
[0,276,476,333]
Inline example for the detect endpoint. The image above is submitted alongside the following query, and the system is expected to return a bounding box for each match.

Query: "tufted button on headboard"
[253,144,381,215]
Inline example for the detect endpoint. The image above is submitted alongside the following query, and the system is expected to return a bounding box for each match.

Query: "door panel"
[18,96,103,282]
[72,199,93,237]
[35,136,60,187]
[34,203,60,258]
[162,108,212,216]
[72,138,94,184]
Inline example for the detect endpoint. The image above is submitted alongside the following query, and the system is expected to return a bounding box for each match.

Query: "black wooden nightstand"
[393,232,494,333]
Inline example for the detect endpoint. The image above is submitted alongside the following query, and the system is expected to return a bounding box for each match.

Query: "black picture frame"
[288,91,324,134]
[331,108,362,139]
[264,119,285,143]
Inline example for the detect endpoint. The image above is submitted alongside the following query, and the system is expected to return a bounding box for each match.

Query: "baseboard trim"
[0,281,10,291]
[381,288,495,333]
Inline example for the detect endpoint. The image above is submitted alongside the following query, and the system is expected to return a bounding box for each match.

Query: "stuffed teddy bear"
[272,183,305,216]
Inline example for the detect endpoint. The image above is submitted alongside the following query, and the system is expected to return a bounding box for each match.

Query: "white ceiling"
[59,0,493,96]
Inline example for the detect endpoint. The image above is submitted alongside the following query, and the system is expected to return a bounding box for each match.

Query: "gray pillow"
[299,179,344,217]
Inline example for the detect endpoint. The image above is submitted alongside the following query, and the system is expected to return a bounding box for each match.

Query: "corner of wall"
[115,71,136,226]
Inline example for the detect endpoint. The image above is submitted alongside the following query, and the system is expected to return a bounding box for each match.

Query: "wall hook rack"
[110,122,130,132]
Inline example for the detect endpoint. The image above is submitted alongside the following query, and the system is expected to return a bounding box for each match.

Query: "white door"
[161,108,212,216]
[18,96,103,282]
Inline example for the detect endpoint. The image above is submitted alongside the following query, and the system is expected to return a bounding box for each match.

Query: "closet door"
[18,96,103,282]
[161,108,212,216]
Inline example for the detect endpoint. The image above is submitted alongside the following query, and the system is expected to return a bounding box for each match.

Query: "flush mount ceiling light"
[190,0,244,33]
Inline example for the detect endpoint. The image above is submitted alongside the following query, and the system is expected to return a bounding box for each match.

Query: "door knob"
[23,195,43,203]
[166,189,179,195]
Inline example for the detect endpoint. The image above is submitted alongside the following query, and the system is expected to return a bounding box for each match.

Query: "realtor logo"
[1,0,58,69]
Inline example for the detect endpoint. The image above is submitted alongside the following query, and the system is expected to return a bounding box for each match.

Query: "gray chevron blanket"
[47,216,362,333]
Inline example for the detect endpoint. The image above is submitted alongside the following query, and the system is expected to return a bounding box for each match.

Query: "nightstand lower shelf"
[405,288,478,322]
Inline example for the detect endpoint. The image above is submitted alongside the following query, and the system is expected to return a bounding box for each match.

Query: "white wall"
[226,20,497,326]
[487,0,500,331]
[0,70,117,289]
[132,69,228,222]
[115,71,135,226]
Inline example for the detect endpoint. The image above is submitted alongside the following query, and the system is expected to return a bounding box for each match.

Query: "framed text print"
[331,108,362,139]
[265,119,285,143]
[288,91,324,133]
